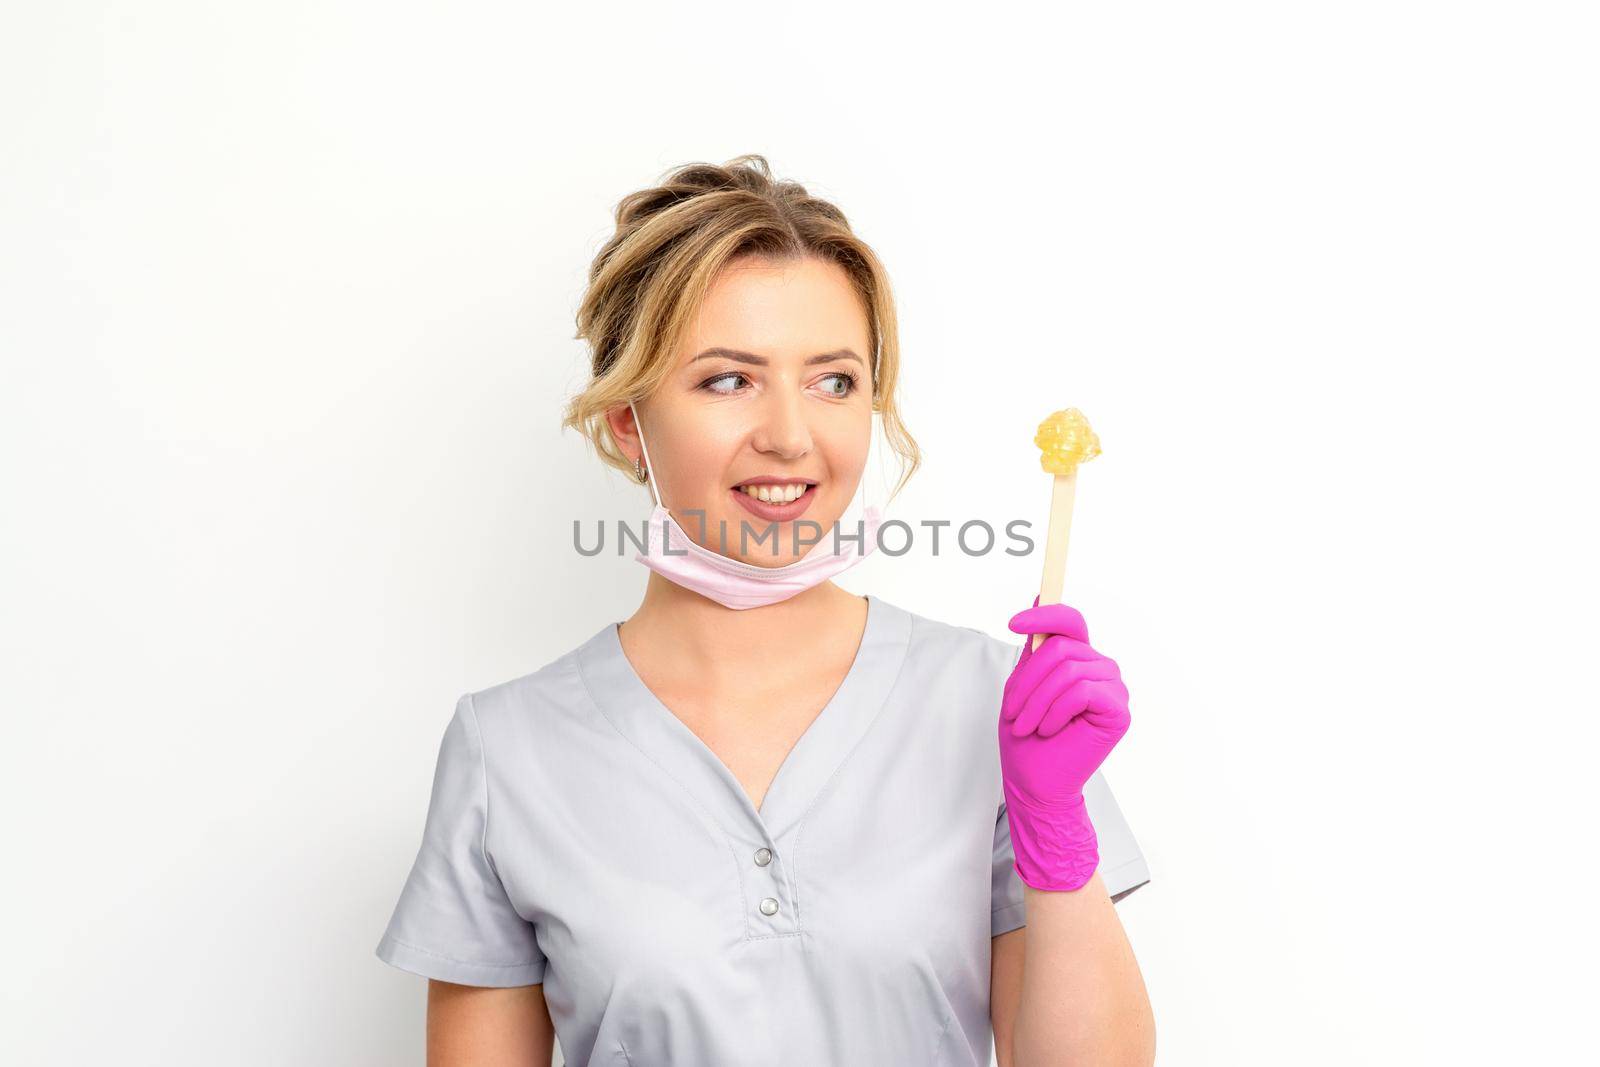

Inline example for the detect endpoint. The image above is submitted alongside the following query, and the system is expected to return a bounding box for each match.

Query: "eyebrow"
[690,346,865,368]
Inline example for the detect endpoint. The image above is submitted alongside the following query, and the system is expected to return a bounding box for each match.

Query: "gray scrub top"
[375,593,1150,1066]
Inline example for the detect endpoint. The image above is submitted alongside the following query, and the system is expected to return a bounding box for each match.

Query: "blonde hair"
[561,154,921,500]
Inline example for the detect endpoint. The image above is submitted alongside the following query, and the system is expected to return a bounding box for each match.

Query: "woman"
[375,156,1155,1066]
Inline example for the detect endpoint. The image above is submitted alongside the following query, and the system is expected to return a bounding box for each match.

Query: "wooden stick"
[1032,469,1078,651]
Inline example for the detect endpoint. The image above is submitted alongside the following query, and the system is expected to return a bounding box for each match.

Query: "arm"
[995,602,1153,1064]
[991,929,1026,1067]
[374,699,555,1061]
[1011,872,1154,1066]
[427,979,555,1066]
[990,875,1153,1067]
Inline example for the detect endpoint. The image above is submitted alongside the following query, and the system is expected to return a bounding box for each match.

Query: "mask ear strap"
[861,409,877,513]
[629,401,664,510]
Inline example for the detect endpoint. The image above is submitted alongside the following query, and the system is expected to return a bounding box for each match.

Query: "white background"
[3,2,1595,1064]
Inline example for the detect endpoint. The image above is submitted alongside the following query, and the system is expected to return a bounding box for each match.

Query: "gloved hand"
[999,595,1132,891]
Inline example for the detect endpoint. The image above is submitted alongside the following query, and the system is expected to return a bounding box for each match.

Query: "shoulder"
[454,631,605,760]
[876,598,1018,756]
[882,596,1021,685]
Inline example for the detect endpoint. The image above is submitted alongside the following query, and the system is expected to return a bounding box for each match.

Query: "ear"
[603,403,643,464]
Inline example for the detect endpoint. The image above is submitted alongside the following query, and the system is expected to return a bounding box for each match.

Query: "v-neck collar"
[573,593,913,842]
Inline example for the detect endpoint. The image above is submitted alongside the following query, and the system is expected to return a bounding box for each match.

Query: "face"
[610,254,875,566]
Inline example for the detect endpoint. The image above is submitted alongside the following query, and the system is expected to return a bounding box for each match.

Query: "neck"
[620,575,864,684]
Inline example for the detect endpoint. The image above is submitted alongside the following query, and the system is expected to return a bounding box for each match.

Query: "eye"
[701,372,749,395]
[819,371,858,397]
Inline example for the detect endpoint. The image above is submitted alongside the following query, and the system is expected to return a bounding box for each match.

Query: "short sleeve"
[990,768,1152,936]
[991,800,1029,936]
[374,694,548,986]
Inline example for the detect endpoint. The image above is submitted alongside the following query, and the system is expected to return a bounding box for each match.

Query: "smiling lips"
[729,481,818,522]
[735,481,813,504]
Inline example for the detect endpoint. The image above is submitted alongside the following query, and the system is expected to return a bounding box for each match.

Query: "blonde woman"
[376,156,1154,1066]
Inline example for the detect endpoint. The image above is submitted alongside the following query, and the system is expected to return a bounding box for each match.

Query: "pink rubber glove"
[999,595,1132,891]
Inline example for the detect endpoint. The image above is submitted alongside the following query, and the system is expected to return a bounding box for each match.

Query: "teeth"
[740,483,809,503]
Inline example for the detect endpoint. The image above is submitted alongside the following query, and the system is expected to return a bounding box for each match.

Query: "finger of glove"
[1011,666,1121,736]
[1011,654,1121,730]
[1007,603,1089,643]
[1037,678,1131,740]
[1001,636,1106,719]
[1002,637,1099,721]
[1049,695,1133,775]
[1011,596,1042,667]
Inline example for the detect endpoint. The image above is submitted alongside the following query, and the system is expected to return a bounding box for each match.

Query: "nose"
[749,384,813,459]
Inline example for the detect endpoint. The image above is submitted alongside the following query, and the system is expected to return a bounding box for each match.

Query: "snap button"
[759,897,779,916]
[754,847,773,867]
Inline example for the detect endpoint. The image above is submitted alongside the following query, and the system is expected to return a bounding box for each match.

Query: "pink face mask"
[628,400,884,611]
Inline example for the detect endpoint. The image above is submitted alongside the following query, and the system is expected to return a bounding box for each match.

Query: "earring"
[633,456,648,484]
